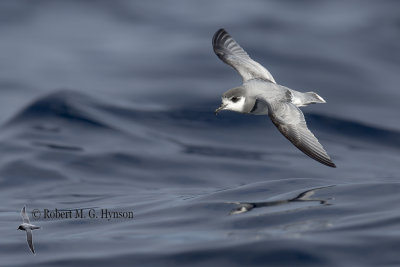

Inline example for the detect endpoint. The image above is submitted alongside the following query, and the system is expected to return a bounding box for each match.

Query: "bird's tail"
[303,91,326,105]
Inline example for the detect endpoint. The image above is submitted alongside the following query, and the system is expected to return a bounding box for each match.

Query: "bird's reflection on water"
[229,185,335,215]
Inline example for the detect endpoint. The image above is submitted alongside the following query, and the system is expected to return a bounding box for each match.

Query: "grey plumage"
[21,206,30,224]
[213,29,276,83]
[213,29,336,168]
[18,206,40,254]
[26,229,34,254]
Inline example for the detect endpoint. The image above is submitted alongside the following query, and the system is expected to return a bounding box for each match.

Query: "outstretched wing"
[267,101,336,167]
[26,229,35,254]
[212,28,276,83]
[21,206,30,224]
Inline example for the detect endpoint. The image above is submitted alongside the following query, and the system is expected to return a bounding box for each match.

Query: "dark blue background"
[1,0,399,266]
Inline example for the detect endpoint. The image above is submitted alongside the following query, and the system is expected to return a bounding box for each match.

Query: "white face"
[222,96,246,113]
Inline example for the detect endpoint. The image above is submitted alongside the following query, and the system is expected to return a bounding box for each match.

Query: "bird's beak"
[215,104,227,115]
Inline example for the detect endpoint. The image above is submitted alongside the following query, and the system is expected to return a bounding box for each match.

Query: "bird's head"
[17,225,24,230]
[215,88,246,115]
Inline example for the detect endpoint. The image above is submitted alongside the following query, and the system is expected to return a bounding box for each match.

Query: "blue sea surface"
[0,1,400,266]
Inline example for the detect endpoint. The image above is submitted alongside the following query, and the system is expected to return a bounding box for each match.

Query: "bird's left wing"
[21,206,30,224]
[212,28,276,83]
[266,100,336,167]
[26,229,35,254]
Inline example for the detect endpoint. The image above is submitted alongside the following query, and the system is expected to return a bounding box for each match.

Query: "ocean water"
[0,0,400,266]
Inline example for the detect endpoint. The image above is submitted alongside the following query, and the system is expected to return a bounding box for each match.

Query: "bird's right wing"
[26,229,35,254]
[21,206,30,224]
[267,100,336,167]
[212,29,276,83]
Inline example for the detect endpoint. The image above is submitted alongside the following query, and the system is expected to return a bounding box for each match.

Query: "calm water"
[1,1,400,266]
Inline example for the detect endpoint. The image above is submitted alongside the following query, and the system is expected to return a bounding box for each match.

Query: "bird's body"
[18,206,40,254]
[213,29,336,167]
[19,223,40,231]
[223,79,326,114]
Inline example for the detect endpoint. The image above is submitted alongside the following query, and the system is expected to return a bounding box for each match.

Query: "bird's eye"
[231,97,240,103]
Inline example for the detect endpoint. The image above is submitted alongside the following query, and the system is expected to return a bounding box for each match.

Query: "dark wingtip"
[324,160,336,168]
[214,28,226,37]
[305,151,336,168]
[212,28,228,46]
